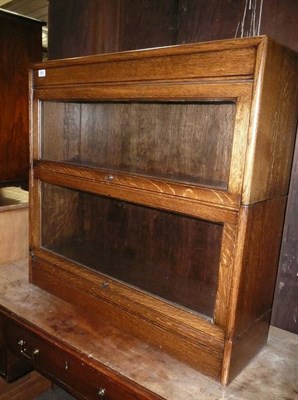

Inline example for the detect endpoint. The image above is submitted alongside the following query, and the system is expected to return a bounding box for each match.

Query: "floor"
[37,387,74,400]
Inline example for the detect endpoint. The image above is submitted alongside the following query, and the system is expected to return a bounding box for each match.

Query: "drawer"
[6,319,160,400]
[0,314,33,382]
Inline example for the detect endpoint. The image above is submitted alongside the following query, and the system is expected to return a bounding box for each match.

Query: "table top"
[0,259,297,400]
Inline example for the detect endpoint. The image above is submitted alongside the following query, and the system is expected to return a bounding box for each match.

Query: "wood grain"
[242,37,298,203]
[222,311,270,385]
[46,0,298,338]
[233,197,287,336]
[40,183,223,317]
[0,260,223,398]
[176,0,262,43]
[33,163,239,224]
[32,248,224,348]
[33,39,259,88]
[0,10,43,183]
[41,183,80,249]
[31,262,223,381]
[260,0,298,53]
[272,146,298,333]
[34,80,252,102]
[221,196,287,384]
[259,1,298,333]
[6,319,163,400]
[0,371,51,400]
[42,101,235,189]
[48,0,121,59]
[214,223,238,328]
[34,160,240,209]
[0,206,29,265]
[118,0,177,51]
[29,37,298,385]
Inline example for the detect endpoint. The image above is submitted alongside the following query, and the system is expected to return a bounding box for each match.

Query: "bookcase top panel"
[31,36,267,89]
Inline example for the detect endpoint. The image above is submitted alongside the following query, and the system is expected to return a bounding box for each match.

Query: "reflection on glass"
[41,183,223,318]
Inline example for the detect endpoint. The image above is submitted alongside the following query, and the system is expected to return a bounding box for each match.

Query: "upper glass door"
[41,101,236,189]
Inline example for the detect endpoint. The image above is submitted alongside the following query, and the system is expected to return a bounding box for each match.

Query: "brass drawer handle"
[98,388,106,398]
[20,347,40,360]
[18,339,40,361]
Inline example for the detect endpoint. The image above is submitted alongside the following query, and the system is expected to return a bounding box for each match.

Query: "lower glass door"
[41,183,223,318]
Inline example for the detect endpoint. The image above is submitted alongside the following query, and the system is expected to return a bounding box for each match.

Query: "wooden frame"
[29,36,298,385]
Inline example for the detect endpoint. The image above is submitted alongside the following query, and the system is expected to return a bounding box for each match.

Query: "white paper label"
[38,69,46,78]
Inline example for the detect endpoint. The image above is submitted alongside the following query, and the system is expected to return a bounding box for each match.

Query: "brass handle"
[20,347,40,360]
[18,339,40,361]
[98,388,106,398]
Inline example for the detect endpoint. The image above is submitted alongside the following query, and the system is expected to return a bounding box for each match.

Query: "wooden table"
[0,259,297,399]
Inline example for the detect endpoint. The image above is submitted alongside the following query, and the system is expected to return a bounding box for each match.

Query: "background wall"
[0,9,43,184]
[47,0,298,333]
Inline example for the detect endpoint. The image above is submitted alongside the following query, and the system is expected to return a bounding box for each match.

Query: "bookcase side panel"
[242,39,298,204]
[222,195,287,384]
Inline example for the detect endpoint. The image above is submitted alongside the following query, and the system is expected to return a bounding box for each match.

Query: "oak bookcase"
[29,36,298,385]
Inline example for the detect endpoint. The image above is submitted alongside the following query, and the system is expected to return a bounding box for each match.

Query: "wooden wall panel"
[271,146,298,333]
[48,0,121,59]
[0,11,43,183]
[118,0,178,51]
[176,0,262,43]
[259,0,298,334]
[260,0,298,52]
[48,0,91,59]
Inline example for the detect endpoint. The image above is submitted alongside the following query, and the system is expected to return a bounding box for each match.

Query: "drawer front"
[0,314,33,382]
[6,320,158,400]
